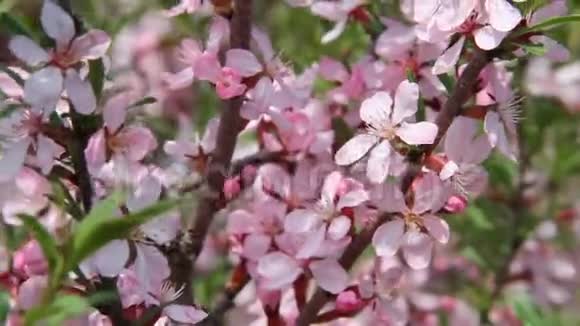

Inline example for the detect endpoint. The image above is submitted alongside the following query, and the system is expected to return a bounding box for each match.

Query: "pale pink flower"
[13,240,49,276]
[477,63,521,161]
[335,81,438,183]
[371,174,450,269]
[85,94,158,173]
[8,1,110,113]
[283,171,367,259]
[526,58,580,112]
[372,19,446,98]
[0,108,63,180]
[440,117,491,196]
[424,0,522,74]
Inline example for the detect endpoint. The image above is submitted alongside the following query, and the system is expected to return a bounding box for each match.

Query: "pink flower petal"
[336,188,368,211]
[396,121,438,145]
[423,215,450,244]
[327,216,351,240]
[40,0,75,46]
[8,36,49,66]
[310,258,349,294]
[284,209,321,233]
[366,140,392,184]
[432,36,465,75]
[473,25,507,50]
[0,139,30,182]
[70,29,111,61]
[24,67,63,110]
[65,70,96,115]
[242,234,272,261]
[392,80,419,125]
[225,49,262,77]
[103,93,130,133]
[486,0,522,32]
[296,226,326,259]
[372,219,405,257]
[163,68,194,90]
[402,230,433,269]
[360,91,392,127]
[319,57,349,82]
[335,134,379,166]
[164,304,208,324]
[257,252,302,290]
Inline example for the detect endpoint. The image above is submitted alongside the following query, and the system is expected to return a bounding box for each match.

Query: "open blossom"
[526,57,580,112]
[85,93,158,173]
[283,171,367,259]
[437,117,491,196]
[412,0,523,74]
[335,81,438,183]
[477,62,521,161]
[373,19,446,98]
[8,0,110,113]
[371,173,450,269]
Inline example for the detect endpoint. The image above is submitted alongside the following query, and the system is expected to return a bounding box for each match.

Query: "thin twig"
[168,0,254,305]
[424,49,492,156]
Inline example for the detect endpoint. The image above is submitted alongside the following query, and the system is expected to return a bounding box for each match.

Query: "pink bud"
[335,290,364,312]
[13,240,48,276]
[223,176,241,200]
[445,195,467,214]
[439,296,457,312]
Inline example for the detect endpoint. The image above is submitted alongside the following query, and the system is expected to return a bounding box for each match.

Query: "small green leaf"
[511,296,544,326]
[69,197,177,268]
[516,14,580,35]
[0,12,35,38]
[25,295,90,326]
[88,59,105,99]
[17,215,62,275]
[518,43,547,56]
[128,96,157,109]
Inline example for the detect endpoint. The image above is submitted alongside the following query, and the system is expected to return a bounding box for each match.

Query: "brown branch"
[168,0,254,305]
[199,264,250,326]
[296,214,390,326]
[424,48,492,156]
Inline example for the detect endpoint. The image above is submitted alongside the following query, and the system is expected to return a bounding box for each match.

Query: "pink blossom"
[8,1,110,113]
[371,174,450,269]
[13,240,49,276]
[335,81,438,183]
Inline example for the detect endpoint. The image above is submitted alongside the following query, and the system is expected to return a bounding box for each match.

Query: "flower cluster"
[0,0,579,325]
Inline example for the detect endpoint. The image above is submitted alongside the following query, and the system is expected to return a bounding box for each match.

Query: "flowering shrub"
[0,0,580,325]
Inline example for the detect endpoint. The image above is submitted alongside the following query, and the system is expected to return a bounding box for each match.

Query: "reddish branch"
[168,0,254,305]
[425,48,492,155]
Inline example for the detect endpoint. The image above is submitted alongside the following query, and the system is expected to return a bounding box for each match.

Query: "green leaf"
[0,12,35,38]
[25,295,90,326]
[17,215,62,275]
[128,96,157,109]
[88,59,105,99]
[438,73,455,93]
[69,196,177,268]
[518,43,547,56]
[511,296,544,326]
[517,14,580,35]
